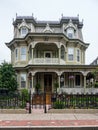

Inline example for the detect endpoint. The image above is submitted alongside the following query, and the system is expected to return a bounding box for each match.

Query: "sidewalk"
[0,113,98,128]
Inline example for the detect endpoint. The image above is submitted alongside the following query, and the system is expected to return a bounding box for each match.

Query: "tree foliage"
[0,61,18,92]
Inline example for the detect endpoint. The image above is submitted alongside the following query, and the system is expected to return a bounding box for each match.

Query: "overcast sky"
[0,0,98,64]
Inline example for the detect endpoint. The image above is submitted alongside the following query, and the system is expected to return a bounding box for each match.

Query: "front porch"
[28,70,97,95]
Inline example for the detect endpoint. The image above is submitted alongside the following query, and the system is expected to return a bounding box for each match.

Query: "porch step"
[32,105,51,113]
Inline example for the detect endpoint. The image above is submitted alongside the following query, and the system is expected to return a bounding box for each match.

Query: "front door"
[44,74,52,104]
[44,74,52,93]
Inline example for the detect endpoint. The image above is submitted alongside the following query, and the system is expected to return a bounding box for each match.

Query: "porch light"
[60,77,64,82]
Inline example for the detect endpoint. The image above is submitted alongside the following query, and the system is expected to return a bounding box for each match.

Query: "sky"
[0,0,98,64]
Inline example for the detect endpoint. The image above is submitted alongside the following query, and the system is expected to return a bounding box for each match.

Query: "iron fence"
[0,93,27,109]
[51,94,98,109]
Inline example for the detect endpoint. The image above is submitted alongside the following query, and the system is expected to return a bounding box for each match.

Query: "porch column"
[32,48,34,63]
[58,75,60,88]
[31,75,34,93]
[84,75,86,94]
[59,47,61,64]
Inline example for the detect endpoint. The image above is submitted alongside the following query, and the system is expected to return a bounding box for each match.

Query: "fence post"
[29,90,31,114]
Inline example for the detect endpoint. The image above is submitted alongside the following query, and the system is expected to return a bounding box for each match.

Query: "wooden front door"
[44,74,52,93]
[44,74,52,104]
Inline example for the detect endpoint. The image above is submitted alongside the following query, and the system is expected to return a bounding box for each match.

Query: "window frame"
[15,48,18,61]
[67,28,74,38]
[20,73,26,88]
[20,47,26,61]
[77,49,80,62]
[68,47,74,61]
[20,27,28,37]
[61,46,65,60]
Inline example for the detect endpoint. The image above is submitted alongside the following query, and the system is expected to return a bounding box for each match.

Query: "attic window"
[66,28,74,38]
[21,27,28,37]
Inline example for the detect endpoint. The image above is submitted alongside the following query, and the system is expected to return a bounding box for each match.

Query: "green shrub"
[21,89,29,102]
[94,82,98,88]
[53,101,65,109]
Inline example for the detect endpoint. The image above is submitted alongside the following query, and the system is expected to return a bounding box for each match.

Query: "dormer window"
[21,27,28,37]
[67,28,74,38]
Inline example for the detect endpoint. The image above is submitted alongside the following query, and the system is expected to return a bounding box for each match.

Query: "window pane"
[67,28,74,38]
[69,55,73,60]
[21,47,26,60]
[21,74,26,88]
[68,48,74,61]
[21,27,28,36]
[15,48,18,60]
[61,46,65,60]
[77,50,80,62]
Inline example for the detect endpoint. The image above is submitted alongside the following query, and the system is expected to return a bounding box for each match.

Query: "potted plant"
[35,83,41,94]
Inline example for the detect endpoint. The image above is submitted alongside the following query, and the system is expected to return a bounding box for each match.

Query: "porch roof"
[5,32,89,49]
[14,64,98,71]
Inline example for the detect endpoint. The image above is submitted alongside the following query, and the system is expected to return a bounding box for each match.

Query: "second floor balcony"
[29,58,65,65]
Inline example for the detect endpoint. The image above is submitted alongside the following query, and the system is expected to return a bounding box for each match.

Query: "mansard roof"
[13,15,83,28]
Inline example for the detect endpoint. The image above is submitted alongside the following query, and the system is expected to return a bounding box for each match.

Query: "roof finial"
[61,13,63,18]
[32,13,33,17]
[82,19,84,23]
[77,14,79,18]
[12,18,14,22]
[16,13,17,18]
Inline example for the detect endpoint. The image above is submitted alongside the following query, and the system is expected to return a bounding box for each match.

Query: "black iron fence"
[0,92,98,111]
[0,93,27,109]
[51,94,98,109]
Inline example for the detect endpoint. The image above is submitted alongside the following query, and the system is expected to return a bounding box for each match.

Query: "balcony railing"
[34,58,59,64]
[29,58,65,65]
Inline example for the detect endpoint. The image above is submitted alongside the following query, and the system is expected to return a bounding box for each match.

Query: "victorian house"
[6,15,98,97]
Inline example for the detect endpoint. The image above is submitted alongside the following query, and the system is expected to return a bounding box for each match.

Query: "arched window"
[15,48,18,61]
[61,46,65,60]
[77,49,80,62]
[66,27,74,38]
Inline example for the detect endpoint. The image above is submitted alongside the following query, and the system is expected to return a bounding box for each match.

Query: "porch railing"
[59,88,98,94]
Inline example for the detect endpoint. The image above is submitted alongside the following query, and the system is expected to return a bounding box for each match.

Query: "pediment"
[64,19,76,30]
[18,19,30,29]
[43,23,53,33]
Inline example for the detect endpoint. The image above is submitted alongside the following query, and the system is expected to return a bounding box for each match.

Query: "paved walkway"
[0,112,98,127]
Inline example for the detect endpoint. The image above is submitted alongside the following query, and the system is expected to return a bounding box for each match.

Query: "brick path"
[0,113,98,127]
[0,120,98,127]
